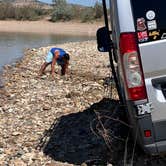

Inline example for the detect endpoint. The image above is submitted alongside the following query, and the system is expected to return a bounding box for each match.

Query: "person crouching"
[39,47,70,78]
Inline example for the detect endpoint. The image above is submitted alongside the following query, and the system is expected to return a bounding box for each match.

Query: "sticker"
[137,18,147,31]
[161,33,166,39]
[137,31,148,42]
[147,20,157,30]
[149,30,160,40]
[146,10,155,20]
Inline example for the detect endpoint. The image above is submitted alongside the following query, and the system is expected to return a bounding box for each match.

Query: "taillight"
[120,32,147,101]
[144,130,151,138]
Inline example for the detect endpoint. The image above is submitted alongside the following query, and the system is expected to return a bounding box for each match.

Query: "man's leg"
[39,51,53,76]
[61,64,66,75]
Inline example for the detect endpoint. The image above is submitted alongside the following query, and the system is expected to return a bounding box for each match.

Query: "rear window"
[131,0,166,43]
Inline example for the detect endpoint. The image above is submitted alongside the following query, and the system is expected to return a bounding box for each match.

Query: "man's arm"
[51,51,59,78]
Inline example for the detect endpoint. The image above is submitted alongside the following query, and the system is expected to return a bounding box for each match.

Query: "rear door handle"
[152,77,166,98]
[152,77,166,89]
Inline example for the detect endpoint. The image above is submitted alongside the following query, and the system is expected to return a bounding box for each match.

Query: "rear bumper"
[126,101,166,155]
[145,140,166,155]
[137,115,166,155]
[137,114,166,155]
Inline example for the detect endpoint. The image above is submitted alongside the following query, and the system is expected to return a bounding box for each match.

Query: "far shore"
[0,20,104,36]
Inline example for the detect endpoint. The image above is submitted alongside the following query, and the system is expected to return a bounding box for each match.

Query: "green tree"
[94,2,103,19]
[51,0,73,21]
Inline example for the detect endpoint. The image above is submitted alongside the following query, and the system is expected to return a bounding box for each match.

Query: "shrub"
[0,3,15,19]
[0,2,45,20]
[94,2,103,19]
[0,1,104,22]
[80,7,94,22]
[51,0,74,21]
[51,6,74,21]
[14,6,39,21]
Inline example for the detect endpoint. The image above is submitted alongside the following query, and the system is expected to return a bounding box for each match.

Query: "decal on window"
[137,31,148,42]
[149,31,160,40]
[137,18,147,31]
[147,20,157,30]
[146,10,156,20]
[161,33,166,39]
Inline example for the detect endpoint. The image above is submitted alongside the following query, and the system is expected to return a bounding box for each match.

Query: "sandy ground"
[0,20,104,36]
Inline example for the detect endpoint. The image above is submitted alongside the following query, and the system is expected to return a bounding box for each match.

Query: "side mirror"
[96,26,113,52]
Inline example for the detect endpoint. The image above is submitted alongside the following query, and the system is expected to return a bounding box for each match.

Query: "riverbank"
[0,20,104,36]
[0,41,116,165]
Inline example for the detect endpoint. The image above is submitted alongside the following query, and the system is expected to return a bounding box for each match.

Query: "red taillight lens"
[120,33,147,101]
[120,33,137,54]
[144,130,151,138]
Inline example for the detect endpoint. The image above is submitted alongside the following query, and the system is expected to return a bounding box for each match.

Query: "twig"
[124,132,130,166]
[130,124,138,166]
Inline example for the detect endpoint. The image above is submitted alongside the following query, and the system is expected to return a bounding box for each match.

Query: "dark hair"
[64,53,70,60]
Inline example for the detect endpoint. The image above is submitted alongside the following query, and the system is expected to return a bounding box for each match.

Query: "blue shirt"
[50,48,66,60]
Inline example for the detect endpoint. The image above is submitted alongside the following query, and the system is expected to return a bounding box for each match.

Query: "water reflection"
[0,32,95,71]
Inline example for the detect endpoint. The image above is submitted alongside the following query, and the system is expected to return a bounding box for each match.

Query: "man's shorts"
[45,51,64,66]
[45,51,53,63]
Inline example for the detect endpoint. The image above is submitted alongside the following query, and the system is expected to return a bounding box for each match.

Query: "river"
[0,32,95,71]
[0,32,95,86]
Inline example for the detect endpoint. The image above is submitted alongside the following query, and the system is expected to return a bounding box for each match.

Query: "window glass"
[131,0,166,43]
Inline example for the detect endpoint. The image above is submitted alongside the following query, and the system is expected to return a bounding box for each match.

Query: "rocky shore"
[1,40,166,166]
[0,41,117,165]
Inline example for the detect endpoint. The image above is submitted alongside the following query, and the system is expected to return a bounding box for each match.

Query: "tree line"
[0,0,104,22]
